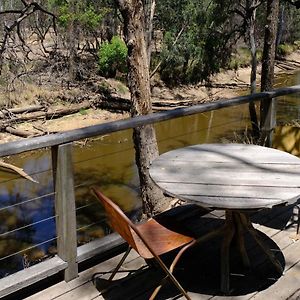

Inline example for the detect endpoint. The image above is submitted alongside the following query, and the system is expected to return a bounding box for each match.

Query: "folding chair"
[91,187,196,300]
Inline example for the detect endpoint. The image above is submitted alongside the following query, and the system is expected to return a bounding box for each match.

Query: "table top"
[149,143,300,210]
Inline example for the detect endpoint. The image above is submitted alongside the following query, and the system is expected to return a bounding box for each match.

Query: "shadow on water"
[0,70,300,277]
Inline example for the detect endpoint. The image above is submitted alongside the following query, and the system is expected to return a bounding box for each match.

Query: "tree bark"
[260,0,279,91]
[246,0,259,138]
[115,0,167,217]
[144,0,156,66]
[276,3,285,52]
[67,1,78,81]
[260,0,279,146]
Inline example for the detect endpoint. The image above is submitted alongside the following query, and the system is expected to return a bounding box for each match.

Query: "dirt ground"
[0,50,300,144]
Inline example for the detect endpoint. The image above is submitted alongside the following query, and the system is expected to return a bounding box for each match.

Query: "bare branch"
[0,1,57,72]
[150,24,187,78]
[251,0,263,10]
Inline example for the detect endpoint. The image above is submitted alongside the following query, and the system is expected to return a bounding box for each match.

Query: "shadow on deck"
[93,203,298,300]
[26,202,300,300]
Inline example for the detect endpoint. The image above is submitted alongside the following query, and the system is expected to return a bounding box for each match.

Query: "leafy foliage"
[48,0,108,29]
[98,36,128,78]
[155,0,237,84]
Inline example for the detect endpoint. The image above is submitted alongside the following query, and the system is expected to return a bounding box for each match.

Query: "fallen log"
[278,57,300,67]
[197,82,249,89]
[95,96,131,112]
[276,62,297,71]
[0,105,45,118]
[0,101,91,131]
[5,126,35,138]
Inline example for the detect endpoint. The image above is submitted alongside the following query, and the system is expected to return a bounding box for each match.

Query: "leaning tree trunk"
[246,0,259,139]
[260,0,279,146]
[67,0,78,81]
[143,0,156,66]
[115,0,168,217]
[276,3,285,53]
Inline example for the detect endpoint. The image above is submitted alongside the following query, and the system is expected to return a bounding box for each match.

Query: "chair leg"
[108,246,132,281]
[149,241,196,300]
[296,204,300,235]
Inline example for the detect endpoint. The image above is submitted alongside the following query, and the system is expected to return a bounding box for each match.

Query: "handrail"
[0,84,300,157]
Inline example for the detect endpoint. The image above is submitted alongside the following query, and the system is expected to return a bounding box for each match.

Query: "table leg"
[194,210,283,294]
[234,213,251,268]
[193,213,235,294]
[220,211,236,294]
[243,216,283,274]
[195,225,226,244]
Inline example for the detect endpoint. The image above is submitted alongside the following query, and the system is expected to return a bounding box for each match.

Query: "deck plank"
[24,203,300,300]
[24,251,141,300]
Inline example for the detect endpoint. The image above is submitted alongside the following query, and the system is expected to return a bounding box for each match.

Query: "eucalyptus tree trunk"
[115,0,168,217]
[260,0,279,146]
[246,0,259,138]
[67,1,78,81]
[143,0,156,66]
[276,3,285,51]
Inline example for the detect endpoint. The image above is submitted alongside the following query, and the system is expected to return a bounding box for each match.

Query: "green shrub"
[277,43,296,56]
[98,36,128,78]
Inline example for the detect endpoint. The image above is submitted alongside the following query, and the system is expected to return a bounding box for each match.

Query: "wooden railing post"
[51,143,78,282]
[260,98,276,147]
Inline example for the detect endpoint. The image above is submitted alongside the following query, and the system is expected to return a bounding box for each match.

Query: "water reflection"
[0,171,56,277]
[0,70,299,277]
[275,71,300,123]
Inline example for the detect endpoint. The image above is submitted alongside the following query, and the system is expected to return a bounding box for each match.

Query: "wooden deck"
[25,203,300,300]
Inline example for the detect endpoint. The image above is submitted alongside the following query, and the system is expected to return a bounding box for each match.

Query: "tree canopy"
[0,0,299,86]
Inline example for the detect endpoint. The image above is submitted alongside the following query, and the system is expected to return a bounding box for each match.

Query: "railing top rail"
[0,84,300,157]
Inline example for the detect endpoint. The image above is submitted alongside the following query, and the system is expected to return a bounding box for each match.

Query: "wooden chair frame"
[91,187,196,300]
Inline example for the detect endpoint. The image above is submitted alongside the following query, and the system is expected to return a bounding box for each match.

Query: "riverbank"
[0,50,299,144]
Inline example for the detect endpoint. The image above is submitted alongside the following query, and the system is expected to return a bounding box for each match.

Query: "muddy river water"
[0,71,299,277]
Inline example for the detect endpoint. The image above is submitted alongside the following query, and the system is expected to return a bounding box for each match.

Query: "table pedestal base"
[195,210,283,294]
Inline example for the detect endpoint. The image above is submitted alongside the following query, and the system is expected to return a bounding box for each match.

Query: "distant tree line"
[0,0,299,85]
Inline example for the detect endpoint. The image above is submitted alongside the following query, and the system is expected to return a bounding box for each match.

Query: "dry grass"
[221,126,267,146]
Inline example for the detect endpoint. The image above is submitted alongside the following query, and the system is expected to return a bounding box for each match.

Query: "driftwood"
[0,161,38,183]
[0,105,44,118]
[152,105,188,111]
[276,61,297,71]
[5,126,35,138]
[198,82,250,89]
[0,101,91,130]
[5,125,58,138]
[277,57,300,67]
[97,95,205,111]
[96,96,131,111]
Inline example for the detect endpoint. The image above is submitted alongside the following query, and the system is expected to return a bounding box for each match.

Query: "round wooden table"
[149,143,300,294]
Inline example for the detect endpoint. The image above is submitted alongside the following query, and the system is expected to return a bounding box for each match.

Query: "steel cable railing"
[0,87,299,295]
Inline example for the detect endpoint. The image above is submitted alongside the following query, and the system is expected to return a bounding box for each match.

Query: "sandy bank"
[0,50,299,145]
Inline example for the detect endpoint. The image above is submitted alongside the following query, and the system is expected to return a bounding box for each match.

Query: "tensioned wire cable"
[0,215,57,238]
[0,180,94,212]
[0,237,57,262]
[0,113,246,185]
